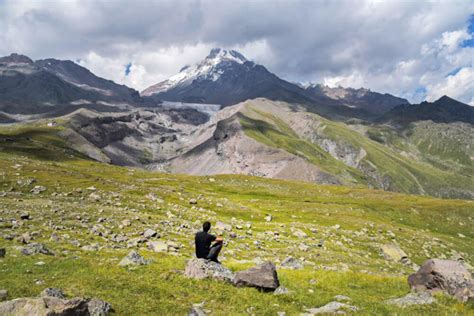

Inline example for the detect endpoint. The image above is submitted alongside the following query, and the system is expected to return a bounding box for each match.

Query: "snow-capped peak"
[141,48,250,96]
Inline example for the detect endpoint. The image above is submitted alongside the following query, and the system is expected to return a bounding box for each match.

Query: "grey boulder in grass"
[408,259,474,302]
[234,261,280,291]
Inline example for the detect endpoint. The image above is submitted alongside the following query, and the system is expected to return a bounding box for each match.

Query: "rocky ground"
[0,132,473,315]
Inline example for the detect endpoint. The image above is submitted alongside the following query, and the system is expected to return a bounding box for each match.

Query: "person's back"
[195,230,215,259]
[194,221,223,263]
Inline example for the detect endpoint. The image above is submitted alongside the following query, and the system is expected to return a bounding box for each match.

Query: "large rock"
[280,256,303,270]
[408,259,473,302]
[234,261,279,291]
[184,258,235,283]
[0,289,112,316]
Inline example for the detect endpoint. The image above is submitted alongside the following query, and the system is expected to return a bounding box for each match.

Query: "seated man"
[195,221,223,263]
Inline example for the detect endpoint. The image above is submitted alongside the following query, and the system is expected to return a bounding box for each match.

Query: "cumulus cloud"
[0,0,472,103]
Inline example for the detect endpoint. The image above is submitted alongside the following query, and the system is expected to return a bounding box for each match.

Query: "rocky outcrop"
[118,251,151,267]
[386,292,436,307]
[234,262,280,291]
[184,259,235,283]
[408,259,473,302]
[0,287,112,315]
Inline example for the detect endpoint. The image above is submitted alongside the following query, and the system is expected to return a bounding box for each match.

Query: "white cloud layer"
[0,0,472,104]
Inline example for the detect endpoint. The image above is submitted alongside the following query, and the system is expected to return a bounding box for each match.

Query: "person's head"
[203,221,211,232]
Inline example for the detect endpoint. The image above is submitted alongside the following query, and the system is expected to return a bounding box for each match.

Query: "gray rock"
[41,288,65,299]
[189,303,206,316]
[234,261,279,291]
[274,286,289,295]
[87,298,113,316]
[20,212,30,220]
[381,243,410,264]
[292,230,307,238]
[215,221,232,232]
[408,259,473,302]
[0,290,7,301]
[281,256,303,270]
[386,292,436,307]
[143,229,158,239]
[189,198,198,205]
[30,186,46,194]
[333,295,351,302]
[304,301,358,315]
[0,297,89,315]
[0,248,5,258]
[184,258,235,283]
[21,243,54,256]
[118,251,151,267]
[147,241,168,253]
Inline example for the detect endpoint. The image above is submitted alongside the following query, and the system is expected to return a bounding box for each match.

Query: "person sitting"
[195,221,223,263]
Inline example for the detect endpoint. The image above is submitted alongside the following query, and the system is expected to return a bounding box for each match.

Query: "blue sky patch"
[446,67,462,77]
[461,14,474,47]
[124,62,132,76]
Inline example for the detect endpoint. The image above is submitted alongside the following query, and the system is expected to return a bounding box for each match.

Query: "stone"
[0,248,5,258]
[408,259,474,302]
[292,230,307,238]
[30,186,46,194]
[143,229,158,239]
[189,303,206,316]
[0,295,112,315]
[386,292,436,307]
[304,301,358,315]
[20,212,30,220]
[87,298,113,316]
[184,258,235,283]
[41,288,66,299]
[189,198,198,205]
[215,221,232,232]
[0,290,7,301]
[21,243,54,256]
[89,193,101,201]
[234,261,279,291]
[274,286,289,295]
[381,244,409,264]
[281,256,303,270]
[0,297,89,315]
[148,241,168,253]
[264,214,272,222]
[119,251,151,267]
[333,295,352,302]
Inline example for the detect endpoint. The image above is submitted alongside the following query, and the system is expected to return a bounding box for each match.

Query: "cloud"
[0,0,473,103]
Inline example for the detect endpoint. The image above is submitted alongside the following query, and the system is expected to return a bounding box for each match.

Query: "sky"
[0,0,472,105]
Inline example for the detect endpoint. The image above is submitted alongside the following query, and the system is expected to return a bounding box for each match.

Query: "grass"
[0,124,473,315]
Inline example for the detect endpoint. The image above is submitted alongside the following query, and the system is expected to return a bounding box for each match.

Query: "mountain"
[142,48,411,121]
[304,84,409,115]
[0,53,143,115]
[379,96,474,126]
[141,48,335,107]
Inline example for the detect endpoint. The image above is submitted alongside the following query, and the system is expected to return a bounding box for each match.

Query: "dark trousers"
[206,242,222,262]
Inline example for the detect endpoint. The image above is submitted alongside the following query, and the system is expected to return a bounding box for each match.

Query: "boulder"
[184,258,235,282]
[234,262,279,291]
[381,244,409,264]
[303,301,358,315]
[21,243,54,256]
[30,186,46,194]
[118,251,151,267]
[87,298,113,316]
[386,292,436,307]
[408,259,473,302]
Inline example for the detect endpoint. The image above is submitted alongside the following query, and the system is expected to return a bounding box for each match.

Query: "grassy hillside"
[0,125,473,315]
[239,102,473,199]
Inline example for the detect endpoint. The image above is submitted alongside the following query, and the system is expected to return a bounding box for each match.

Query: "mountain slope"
[379,96,474,126]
